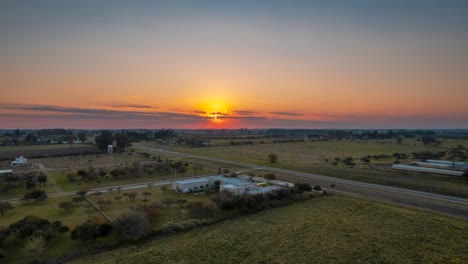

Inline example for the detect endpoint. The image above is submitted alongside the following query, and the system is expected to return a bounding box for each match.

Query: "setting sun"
[196,99,233,126]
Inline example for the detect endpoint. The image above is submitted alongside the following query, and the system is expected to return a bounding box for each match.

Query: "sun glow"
[197,99,232,125]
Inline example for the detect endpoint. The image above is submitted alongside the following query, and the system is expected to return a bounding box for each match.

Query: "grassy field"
[136,139,468,198]
[1,185,218,263]
[0,150,240,200]
[70,195,468,264]
[87,185,219,229]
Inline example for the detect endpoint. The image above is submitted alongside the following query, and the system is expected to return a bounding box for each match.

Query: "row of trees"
[0,172,48,194]
[95,129,178,151]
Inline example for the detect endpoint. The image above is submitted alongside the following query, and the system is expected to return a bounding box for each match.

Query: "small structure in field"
[107,145,113,154]
[0,169,13,176]
[11,156,28,166]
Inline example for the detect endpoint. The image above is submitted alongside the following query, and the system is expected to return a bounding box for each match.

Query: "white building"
[0,169,13,176]
[172,175,293,195]
[11,156,28,166]
[107,145,113,154]
[172,177,215,193]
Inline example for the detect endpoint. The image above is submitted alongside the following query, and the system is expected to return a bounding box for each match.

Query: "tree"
[8,216,68,241]
[268,153,278,163]
[71,217,112,242]
[77,131,87,142]
[114,211,150,240]
[37,174,47,189]
[25,133,37,143]
[142,191,151,200]
[76,189,88,198]
[134,205,160,223]
[114,196,123,203]
[72,197,84,206]
[99,168,108,178]
[22,235,46,255]
[360,157,370,164]
[97,200,112,210]
[115,133,131,150]
[128,192,138,202]
[296,183,312,192]
[25,176,37,189]
[24,190,47,202]
[0,202,13,216]
[95,131,114,151]
[396,136,403,145]
[214,180,221,191]
[313,185,322,194]
[77,169,89,181]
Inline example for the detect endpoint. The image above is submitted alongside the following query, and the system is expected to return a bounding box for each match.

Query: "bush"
[296,183,312,192]
[24,190,47,202]
[264,173,276,180]
[268,153,278,163]
[8,215,68,241]
[71,217,112,242]
[186,201,217,219]
[22,235,46,255]
[113,211,150,241]
[159,219,210,234]
[133,205,160,223]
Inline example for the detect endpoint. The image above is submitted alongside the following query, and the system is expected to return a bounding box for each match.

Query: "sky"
[0,0,467,129]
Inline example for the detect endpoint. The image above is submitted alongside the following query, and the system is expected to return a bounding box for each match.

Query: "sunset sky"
[1,0,467,129]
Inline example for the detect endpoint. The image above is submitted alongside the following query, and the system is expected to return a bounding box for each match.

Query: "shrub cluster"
[212,188,300,212]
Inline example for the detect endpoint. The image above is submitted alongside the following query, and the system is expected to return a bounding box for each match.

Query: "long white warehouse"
[392,164,464,176]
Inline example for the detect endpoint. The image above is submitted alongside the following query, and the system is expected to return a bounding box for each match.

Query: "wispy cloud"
[233,110,258,115]
[111,104,154,109]
[268,111,303,117]
[0,103,202,121]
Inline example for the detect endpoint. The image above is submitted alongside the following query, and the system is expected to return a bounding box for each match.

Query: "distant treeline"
[265,129,468,140]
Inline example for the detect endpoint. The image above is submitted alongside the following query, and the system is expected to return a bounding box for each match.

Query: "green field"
[70,195,468,264]
[136,139,468,198]
[0,151,239,200]
[0,185,218,263]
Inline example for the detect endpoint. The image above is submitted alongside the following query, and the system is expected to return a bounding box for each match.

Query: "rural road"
[136,146,468,218]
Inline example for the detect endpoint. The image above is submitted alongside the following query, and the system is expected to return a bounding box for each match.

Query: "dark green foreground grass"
[71,195,468,264]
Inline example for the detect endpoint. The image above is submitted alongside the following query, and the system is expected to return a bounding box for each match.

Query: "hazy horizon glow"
[1,1,467,129]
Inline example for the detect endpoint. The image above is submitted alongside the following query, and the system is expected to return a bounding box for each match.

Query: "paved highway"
[137,146,468,218]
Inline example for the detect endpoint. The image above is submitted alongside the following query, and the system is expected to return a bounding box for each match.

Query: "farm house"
[11,156,28,166]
